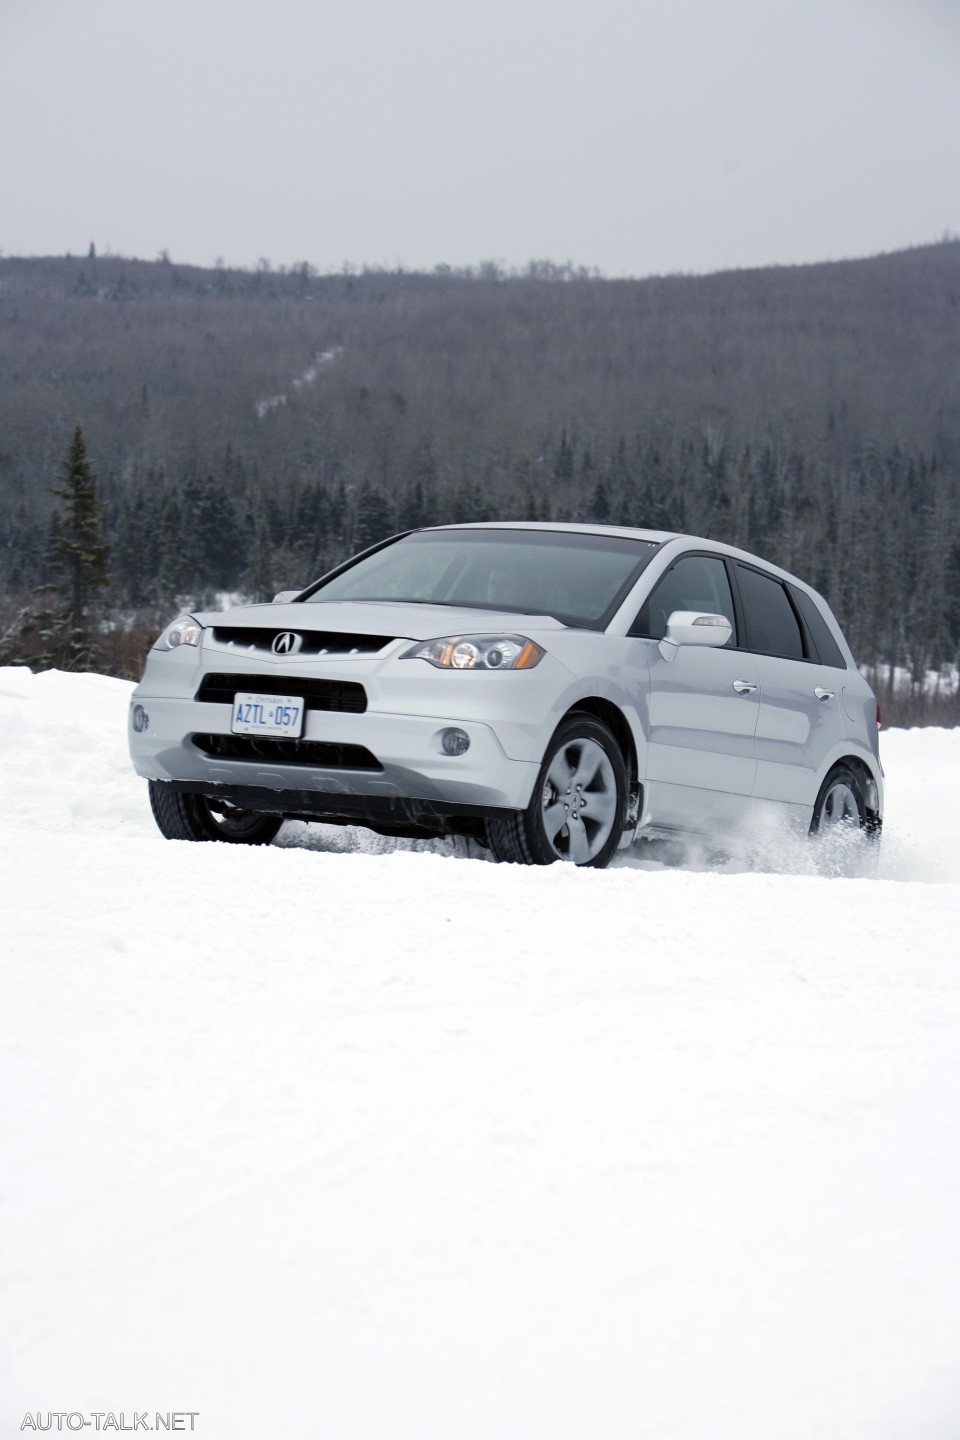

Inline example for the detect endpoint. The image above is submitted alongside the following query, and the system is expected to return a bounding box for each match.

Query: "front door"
[631,553,760,834]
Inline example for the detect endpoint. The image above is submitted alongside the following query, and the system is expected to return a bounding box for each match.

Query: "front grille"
[191,734,382,770]
[195,673,367,713]
[211,626,393,657]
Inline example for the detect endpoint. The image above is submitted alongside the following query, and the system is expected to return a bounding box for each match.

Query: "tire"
[809,764,878,876]
[486,715,627,868]
[148,780,283,846]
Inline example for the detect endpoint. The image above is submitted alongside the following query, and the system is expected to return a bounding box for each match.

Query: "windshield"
[305,528,660,628]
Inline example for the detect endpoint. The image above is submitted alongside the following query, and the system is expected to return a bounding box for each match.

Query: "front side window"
[736,564,804,660]
[633,554,737,644]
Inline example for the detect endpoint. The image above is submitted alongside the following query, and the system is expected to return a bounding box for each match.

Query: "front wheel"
[809,764,878,876]
[486,715,627,868]
[148,781,283,845]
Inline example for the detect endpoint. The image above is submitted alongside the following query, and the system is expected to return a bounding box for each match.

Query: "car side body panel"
[639,642,760,828]
[752,654,846,804]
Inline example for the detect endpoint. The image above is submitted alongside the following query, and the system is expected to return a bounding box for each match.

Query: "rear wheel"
[810,764,878,875]
[486,715,627,868]
[148,781,282,845]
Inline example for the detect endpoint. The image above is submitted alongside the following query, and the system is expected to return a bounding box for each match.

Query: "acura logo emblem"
[272,630,302,656]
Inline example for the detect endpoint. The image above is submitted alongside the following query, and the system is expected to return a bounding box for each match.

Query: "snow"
[255,346,344,419]
[862,661,959,701]
[2,666,960,1439]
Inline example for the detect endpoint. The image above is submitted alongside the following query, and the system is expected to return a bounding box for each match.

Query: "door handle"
[732,680,758,693]
[814,687,835,701]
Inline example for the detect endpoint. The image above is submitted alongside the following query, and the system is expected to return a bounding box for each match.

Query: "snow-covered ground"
[2,666,959,1439]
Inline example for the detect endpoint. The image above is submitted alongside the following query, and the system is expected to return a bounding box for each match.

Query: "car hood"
[194,599,570,642]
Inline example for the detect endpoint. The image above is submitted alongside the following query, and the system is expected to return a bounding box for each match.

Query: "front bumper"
[129,693,541,814]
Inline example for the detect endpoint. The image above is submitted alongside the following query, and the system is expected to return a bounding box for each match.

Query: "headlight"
[154,616,204,651]
[402,635,544,670]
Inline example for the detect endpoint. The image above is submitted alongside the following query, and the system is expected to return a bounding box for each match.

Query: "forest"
[1,240,958,722]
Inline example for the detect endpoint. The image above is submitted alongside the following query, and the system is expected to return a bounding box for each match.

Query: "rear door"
[732,562,846,812]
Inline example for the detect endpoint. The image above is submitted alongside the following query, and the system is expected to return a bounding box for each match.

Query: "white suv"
[129,523,883,870]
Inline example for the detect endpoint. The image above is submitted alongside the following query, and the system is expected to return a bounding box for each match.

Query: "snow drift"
[1,666,959,1439]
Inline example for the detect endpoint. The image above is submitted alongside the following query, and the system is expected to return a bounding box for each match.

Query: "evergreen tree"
[50,426,110,668]
[588,477,611,522]
[113,493,150,606]
[0,585,63,670]
[243,513,275,602]
[155,490,184,602]
[553,429,574,482]
[351,481,393,551]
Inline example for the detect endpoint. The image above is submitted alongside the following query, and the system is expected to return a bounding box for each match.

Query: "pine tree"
[0,585,63,670]
[243,513,275,602]
[351,481,393,551]
[588,477,611,522]
[51,425,110,668]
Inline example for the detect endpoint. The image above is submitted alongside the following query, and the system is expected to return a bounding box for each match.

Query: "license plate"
[231,691,305,738]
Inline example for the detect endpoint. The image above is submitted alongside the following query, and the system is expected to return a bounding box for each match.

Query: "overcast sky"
[0,0,957,278]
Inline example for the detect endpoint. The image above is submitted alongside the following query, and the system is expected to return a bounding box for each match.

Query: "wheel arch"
[561,696,641,826]
[818,754,883,834]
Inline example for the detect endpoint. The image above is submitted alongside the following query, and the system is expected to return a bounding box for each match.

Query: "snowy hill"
[2,666,959,1439]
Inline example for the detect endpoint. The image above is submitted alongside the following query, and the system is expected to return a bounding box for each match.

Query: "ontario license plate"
[231,692,305,738]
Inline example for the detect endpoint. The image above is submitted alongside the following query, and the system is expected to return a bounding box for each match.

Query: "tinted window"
[634,555,737,644]
[789,586,848,669]
[306,529,659,629]
[736,564,804,659]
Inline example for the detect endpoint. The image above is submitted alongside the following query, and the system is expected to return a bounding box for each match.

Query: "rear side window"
[789,586,848,669]
[633,554,737,643]
[735,564,804,660]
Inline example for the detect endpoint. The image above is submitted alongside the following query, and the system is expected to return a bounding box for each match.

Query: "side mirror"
[271,590,300,604]
[658,611,733,662]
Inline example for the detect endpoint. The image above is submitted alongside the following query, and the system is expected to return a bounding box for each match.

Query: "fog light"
[131,704,150,733]
[440,727,470,756]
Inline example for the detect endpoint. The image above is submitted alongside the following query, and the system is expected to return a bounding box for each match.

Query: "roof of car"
[417,522,823,599]
[422,521,681,544]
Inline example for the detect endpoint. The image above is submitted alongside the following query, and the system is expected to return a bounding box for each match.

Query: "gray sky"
[0,0,957,278]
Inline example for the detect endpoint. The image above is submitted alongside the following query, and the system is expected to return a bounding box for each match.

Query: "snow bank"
[2,668,959,1439]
